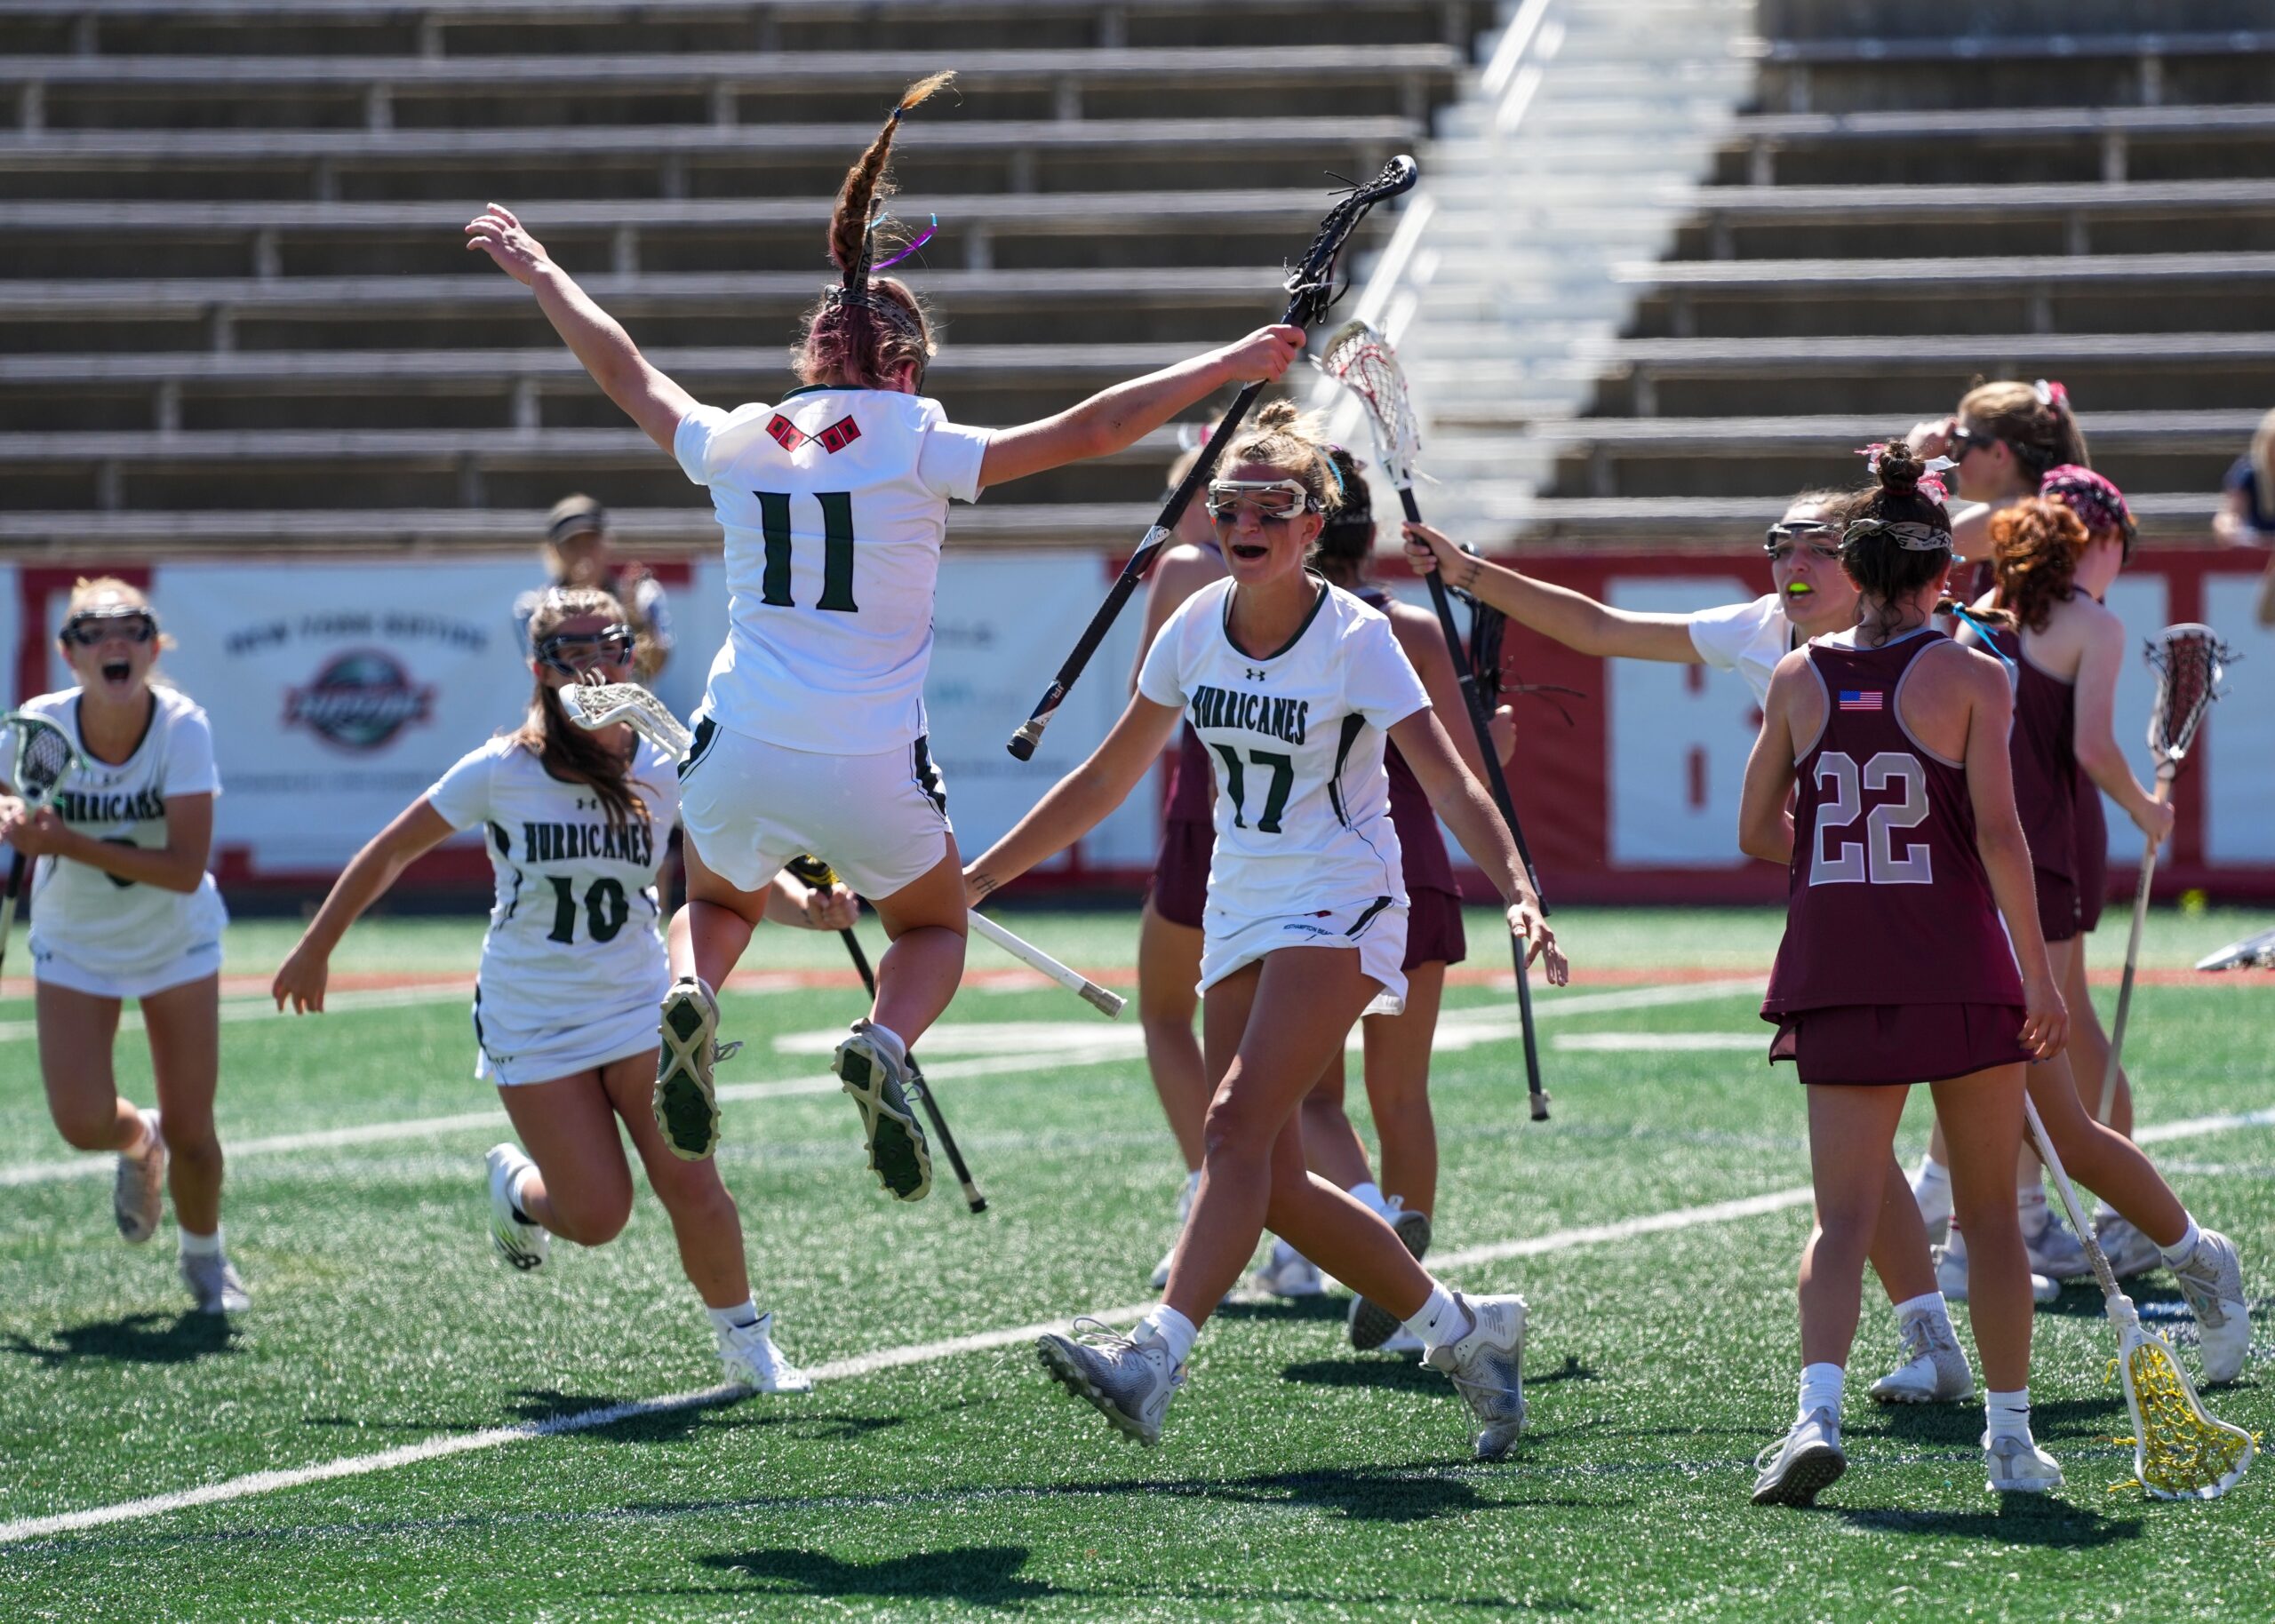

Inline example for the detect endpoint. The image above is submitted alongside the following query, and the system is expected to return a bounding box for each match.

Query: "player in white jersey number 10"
[467,72,1306,1194]
[272,589,854,1393]
[3,578,246,1316]
[964,403,1567,1455]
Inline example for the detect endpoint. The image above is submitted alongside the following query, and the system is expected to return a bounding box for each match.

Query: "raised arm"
[2072,607,2174,845]
[1737,654,1807,864]
[1388,707,1567,985]
[965,695,1183,903]
[1401,522,1703,664]
[1960,660,2066,1058]
[466,203,696,456]
[978,325,1304,490]
[271,800,457,1013]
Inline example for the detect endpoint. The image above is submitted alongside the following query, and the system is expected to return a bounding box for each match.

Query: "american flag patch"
[1839,689,1884,712]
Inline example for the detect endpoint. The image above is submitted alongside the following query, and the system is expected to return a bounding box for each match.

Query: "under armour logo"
[1243,667,1265,681]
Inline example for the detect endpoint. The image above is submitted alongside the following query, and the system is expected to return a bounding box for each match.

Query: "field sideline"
[1,907,2270,1621]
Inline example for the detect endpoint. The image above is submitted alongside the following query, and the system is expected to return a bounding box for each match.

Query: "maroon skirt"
[1767,1002,2032,1087]
[1404,886,1466,972]
[1147,816,1211,931]
[2034,864,2080,945]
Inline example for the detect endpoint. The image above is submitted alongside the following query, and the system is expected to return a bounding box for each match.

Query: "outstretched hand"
[465,203,553,287]
[1218,324,1306,386]
[1402,521,1462,580]
[1506,899,1569,988]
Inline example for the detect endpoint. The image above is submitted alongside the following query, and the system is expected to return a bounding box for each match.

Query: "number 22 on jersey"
[1809,750,1932,887]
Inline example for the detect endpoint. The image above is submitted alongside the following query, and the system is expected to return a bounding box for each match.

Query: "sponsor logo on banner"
[283,649,435,752]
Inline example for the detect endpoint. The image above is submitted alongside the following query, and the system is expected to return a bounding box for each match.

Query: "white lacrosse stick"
[558,681,1124,1018]
[2024,1095,2255,1499]
[2100,625,2231,1122]
[1,712,87,980]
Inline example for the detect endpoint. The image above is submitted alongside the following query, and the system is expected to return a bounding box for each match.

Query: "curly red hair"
[1988,497,2089,633]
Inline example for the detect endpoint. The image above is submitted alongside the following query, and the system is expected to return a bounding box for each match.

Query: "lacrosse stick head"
[2144,622,2231,768]
[1321,318,1420,492]
[4,712,84,808]
[1283,156,1418,326]
[2104,1297,2257,1500]
[2196,926,2275,973]
[555,677,693,757]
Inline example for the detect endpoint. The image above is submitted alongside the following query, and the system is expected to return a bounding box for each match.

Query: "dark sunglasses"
[61,609,159,648]
[1763,520,1841,562]
[535,625,635,675]
[1947,424,2005,459]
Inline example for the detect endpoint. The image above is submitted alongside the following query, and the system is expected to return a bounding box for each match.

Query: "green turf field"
[2,907,2270,1621]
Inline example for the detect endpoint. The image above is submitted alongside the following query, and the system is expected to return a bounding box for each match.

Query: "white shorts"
[676,716,953,900]
[1197,896,1409,1017]
[29,935,223,1000]
[473,989,661,1088]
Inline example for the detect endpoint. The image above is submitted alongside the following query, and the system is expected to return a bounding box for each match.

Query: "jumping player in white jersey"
[272,590,847,1391]
[466,74,1305,1198]
[965,403,1566,1455]
[2,579,246,1315]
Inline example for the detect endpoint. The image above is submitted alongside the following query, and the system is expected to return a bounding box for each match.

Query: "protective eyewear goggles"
[1763,520,1842,562]
[60,608,159,648]
[1206,479,1319,523]
[535,624,636,675]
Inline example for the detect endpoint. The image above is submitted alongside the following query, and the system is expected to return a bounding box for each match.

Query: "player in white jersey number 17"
[467,73,1306,1191]
[273,589,853,1393]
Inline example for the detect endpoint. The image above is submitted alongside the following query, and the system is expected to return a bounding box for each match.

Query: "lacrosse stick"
[2100,625,2231,1123]
[2196,925,2275,973]
[1,712,88,981]
[967,911,1126,1018]
[2023,1094,2255,1499]
[1007,154,1419,761]
[1320,316,1550,1121]
[782,855,985,1214]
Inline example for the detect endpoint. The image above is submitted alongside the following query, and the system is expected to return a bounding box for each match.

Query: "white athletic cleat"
[1752,1408,1846,1507]
[1911,1167,1952,1245]
[180,1253,251,1316]
[1035,1318,1184,1446]
[1934,1243,2060,1305]
[833,1021,932,1202]
[1984,1432,2063,1494]
[1149,1174,1198,1290]
[1868,1308,1974,1405]
[715,1311,813,1394]
[2170,1229,2252,1386]
[1426,1292,1528,1461]
[1250,1239,1324,1299]
[483,1143,547,1272]
[113,1108,166,1245]
[2020,1199,2093,1280]
[1377,1325,1426,1357]
[2093,1211,2163,1281]
[1350,1202,1433,1353]
[654,975,739,1161]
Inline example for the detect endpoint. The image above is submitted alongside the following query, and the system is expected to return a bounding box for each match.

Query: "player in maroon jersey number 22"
[1739,443,2067,1506]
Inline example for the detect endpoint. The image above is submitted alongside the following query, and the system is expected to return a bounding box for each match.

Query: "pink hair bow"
[2033,378,2069,410]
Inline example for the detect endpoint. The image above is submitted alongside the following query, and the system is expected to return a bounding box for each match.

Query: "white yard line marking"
[9,1100,2272,1548]
[1552,1032,1763,1053]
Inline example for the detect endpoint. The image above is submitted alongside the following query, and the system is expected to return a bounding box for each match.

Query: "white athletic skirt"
[29,935,222,1000]
[1197,897,1409,1017]
[676,715,952,900]
[473,991,661,1088]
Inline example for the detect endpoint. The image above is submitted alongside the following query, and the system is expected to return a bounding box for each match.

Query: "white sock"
[1892,1290,1950,1328]
[706,1299,761,1334]
[1138,1304,1198,1365]
[1913,1155,1950,1192]
[1347,1182,1391,1220]
[1985,1387,2033,1442]
[1401,1282,1470,1352]
[863,1022,909,1067]
[2017,1182,2049,1222]
[178,1226,224,1260]
[2157,1216,2202,1266]
[507,1166,539,1225]
[124,1111,158,1161]
[1943,1219,1968,1262]
[1797,1362,1844,1424]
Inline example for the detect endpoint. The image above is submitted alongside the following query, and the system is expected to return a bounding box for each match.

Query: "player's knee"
[1201,1095,1273,1161]
[553,1187,633,1246]
[52,1104,123,1154]
[658,1169,738,1230]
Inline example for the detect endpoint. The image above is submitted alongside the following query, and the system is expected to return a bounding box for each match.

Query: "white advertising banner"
[1606,576,1758,866]
[151,560,535,872]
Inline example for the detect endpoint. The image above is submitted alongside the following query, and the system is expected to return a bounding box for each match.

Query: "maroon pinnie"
[1984,625,2081,943]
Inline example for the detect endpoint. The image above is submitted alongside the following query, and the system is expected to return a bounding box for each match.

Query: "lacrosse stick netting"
[2022,1097,2255,1500]
[1,712,87,976]
[1320,321,1423,491]
[558,678,693,757]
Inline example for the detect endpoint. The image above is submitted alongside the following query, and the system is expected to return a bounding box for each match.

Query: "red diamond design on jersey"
[818,416,862,454]
[766,413,808,451]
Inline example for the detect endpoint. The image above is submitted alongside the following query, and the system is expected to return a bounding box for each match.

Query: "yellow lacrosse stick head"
[2110,1309,2256,1501]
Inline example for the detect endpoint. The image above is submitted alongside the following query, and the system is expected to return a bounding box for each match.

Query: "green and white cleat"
[1752,1409,1845,1507]
[716,1311,813,1394]
[834,1021,931,1202]
[1349,1201,1432,1352]
[180,1253,251,1317]
[114,1108,166,1245]
[654,975,739,1161]
[1426,1292,1528,1461]
[484,1143,547,1272]
[1984,1432,2063,1494]
[1868,1306,1973,1405]
[2171,1228,2251,1386]
[1035,1318,1184,1446]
